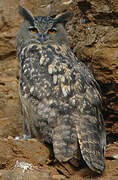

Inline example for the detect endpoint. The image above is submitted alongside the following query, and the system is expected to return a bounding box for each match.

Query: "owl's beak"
[39,34,45,43]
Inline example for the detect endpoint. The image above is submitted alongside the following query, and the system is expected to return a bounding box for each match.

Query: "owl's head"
[16,6,71,49]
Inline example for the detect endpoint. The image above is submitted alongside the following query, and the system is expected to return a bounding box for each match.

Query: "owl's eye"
[48,29,57,34]
[29,27,38,34]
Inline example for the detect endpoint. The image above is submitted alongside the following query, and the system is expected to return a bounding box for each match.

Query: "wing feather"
[76,62,106,174]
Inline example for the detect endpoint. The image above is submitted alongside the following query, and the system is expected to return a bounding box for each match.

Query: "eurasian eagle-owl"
[16,6,106,174]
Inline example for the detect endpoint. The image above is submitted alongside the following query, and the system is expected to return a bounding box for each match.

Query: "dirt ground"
[0,0,118,179]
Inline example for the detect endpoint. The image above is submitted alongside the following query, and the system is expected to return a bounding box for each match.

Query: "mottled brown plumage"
[16,6,106,174]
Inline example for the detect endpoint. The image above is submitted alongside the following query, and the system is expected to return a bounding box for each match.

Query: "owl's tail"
[53,115,78,162]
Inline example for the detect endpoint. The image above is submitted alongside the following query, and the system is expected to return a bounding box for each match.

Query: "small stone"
[7,136,14,140]
[112,154,118,160]
[14,136,20,140]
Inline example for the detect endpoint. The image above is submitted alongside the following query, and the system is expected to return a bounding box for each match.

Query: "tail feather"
[53,116,78,162]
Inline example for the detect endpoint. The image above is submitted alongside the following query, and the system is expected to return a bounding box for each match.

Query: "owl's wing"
[76,62,106,174]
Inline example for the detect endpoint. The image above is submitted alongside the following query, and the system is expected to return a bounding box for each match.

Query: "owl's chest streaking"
[18,43,85,108]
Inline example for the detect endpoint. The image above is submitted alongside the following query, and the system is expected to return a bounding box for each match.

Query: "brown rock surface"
[0,0,118,179]
[0,169,52,180]
[68,0,118,144]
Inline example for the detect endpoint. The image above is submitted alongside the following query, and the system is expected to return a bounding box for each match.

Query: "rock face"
[0,0,118,179]
[68,0,118,143]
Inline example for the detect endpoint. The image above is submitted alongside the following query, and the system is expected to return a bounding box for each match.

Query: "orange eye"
[29,27,38,34]
[48,29,56,34]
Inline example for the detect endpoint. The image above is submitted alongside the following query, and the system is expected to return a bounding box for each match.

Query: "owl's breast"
[19,43,82,105]
[40,44,78,98]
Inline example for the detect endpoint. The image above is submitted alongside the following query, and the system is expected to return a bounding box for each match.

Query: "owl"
[16,6,106,174]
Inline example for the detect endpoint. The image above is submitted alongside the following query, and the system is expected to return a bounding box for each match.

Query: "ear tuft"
[19,6,34,26]
[54,12,72,26]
